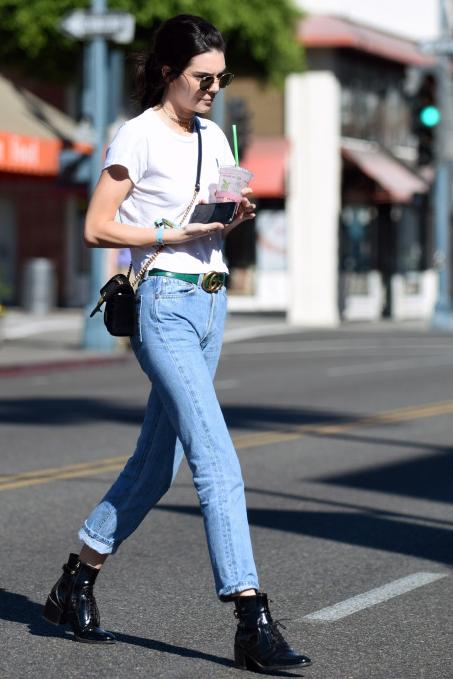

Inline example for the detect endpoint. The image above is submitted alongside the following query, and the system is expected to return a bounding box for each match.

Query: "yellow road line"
[0,462,129,491]
[2,398,453,492]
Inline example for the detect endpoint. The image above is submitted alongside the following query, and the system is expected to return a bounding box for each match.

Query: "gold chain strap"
[178,187,199,227]
[129,245,164,288]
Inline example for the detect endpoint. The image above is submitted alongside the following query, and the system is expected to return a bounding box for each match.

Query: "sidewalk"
[0,308,292,375]
[0,307,432,377]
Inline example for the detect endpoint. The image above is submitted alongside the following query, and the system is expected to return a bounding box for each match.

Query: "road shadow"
[0,588,70,640]
[112,631,306,676]
[0,398,145,426]
[2,396,452,506]
[1,589,276,674]
[155,503,453,567]
[0,588,307,676]
[0,397,403,430]
[242,486,453,529]
[311,431,453,505]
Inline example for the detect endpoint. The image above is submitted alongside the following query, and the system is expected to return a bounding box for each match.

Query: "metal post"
[82,0,115,349]
[432,1,453,329]
[211,89,225,130]
[108,47,124,124]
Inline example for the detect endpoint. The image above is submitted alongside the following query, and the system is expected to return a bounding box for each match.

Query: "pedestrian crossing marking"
[301,572,448,622]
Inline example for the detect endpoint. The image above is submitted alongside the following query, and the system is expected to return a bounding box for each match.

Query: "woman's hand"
[221,188,256,237]
[166,189,256,244]
[179,221,225,240]
[232,187,256,224]
[162,220,224,244]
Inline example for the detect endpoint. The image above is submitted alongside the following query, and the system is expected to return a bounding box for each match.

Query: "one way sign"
[60,10,135,44]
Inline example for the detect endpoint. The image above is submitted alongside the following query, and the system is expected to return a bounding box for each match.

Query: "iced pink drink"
[215,166,253,202]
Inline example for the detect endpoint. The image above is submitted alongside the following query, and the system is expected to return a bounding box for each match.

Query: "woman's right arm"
[84,165,225,248]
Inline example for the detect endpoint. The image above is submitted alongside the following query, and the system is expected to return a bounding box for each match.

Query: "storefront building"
[0,75,90,308]
[226,14,438,322]
[299,15,437,322]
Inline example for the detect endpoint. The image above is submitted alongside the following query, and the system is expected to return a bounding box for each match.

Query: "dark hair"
[135,15,225,111]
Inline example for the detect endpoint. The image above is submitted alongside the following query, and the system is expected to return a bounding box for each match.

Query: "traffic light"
[225,97,251,162]
[412,73,440,165]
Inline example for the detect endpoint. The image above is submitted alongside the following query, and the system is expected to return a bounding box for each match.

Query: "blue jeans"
[79,275,259,600]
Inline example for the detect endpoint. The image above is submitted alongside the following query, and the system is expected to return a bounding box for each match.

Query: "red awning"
[0,132,62,175]
[341,139,429,203]
[299,15,436,67]
[0,75,91,176]
[241,137,289,199]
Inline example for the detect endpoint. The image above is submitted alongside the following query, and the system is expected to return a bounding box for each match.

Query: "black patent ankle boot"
[234,593,312,672]
[43,554,115,644]
[43,553,80,626]
[67,561,116,643]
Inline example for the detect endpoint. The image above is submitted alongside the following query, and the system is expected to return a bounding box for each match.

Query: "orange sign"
[0,132,62,175]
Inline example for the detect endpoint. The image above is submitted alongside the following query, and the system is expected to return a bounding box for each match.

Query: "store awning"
[241,137,289,199]
[298,15,436,67]
[0,75,90,176]
[341,139,429,203]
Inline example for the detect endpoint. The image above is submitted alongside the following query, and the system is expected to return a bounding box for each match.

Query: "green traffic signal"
[419,105,441,127]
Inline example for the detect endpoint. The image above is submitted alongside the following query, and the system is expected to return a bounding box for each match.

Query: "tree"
[0,0,304,83]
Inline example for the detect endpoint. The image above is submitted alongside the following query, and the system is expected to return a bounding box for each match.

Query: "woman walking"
[43,14,311,672]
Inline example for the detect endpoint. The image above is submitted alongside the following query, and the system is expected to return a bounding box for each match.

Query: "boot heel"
[234,645,248,669]
[43,595,66,625]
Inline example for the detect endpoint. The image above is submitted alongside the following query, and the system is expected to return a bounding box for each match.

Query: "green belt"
[147,268,227,292]
[148,268,200,284]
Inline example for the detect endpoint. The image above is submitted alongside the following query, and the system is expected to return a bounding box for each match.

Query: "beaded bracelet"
[155,224,165,245]
[154,217,184,246]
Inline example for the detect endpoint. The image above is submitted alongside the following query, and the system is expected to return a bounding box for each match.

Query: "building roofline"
[298,15,437,67]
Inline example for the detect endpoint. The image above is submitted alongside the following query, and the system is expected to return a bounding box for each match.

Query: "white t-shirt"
[103,108,235,274]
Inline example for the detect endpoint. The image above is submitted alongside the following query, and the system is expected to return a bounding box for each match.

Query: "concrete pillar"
[285,72,341,326]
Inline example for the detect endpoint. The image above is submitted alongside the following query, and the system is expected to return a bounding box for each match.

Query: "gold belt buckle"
[202,271,223,293]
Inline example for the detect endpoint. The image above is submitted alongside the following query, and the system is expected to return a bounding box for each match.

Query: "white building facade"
[282,1,442,325]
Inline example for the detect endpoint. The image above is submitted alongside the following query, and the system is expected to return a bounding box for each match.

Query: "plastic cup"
[215,166,254,202]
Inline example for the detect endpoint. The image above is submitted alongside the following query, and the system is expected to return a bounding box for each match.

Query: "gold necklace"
[160,106,194,132]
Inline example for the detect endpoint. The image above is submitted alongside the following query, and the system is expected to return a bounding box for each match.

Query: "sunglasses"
[197,72,235,91]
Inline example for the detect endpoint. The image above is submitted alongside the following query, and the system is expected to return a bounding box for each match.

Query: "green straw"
[232,124,239,166]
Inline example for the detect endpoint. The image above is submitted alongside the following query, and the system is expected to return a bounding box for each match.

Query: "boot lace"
[269,619,291,651]
[263,599,291,650]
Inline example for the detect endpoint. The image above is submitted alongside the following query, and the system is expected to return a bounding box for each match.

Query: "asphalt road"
[1,326,452,679]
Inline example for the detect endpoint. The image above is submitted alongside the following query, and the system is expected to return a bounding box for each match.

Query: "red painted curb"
[0,354,131,377]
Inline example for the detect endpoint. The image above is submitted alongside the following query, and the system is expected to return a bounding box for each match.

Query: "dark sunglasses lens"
[219,73,234,88]
[199,76,214,91]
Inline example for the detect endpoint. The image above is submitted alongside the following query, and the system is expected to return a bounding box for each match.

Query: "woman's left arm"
[223,188,256,237]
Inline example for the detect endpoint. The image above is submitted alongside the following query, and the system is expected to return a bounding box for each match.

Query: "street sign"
[60,10,135,44]
[419,38,453,55]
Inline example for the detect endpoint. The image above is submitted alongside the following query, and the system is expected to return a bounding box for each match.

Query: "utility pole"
[82,0,112,349]
[211,90,225,130]
[60,1,135,349]
[425,0,453,328]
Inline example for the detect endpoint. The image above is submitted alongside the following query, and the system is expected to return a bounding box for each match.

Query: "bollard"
[22,258,57,314]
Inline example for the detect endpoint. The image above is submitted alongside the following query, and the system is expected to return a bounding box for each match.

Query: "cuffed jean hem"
[78,525,115,555]
[218,581,259,602]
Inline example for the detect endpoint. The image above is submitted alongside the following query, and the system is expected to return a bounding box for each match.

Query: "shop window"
[224,217,256,295]
[340,205,378,273]
[0,197,16,305]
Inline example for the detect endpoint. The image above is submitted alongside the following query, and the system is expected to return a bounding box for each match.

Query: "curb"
[0,354,131,377]
[0,323,295,378]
